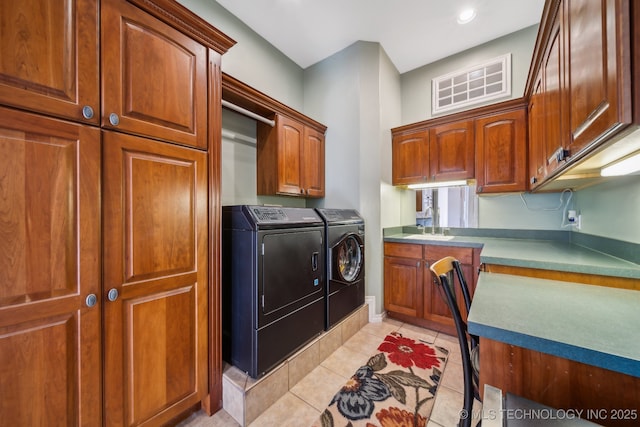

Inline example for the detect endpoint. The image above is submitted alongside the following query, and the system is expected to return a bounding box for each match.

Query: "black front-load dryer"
[316,208,365,330]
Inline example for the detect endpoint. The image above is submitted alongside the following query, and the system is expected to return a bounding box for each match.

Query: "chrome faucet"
[424,205,437,235]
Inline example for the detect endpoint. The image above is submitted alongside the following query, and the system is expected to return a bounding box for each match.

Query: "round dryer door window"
[337,235,363,282]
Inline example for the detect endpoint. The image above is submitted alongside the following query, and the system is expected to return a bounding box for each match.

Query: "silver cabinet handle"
[82,106,94,120]
[109,113,120,126]
[85,294,97,307]
[107,288,119,302]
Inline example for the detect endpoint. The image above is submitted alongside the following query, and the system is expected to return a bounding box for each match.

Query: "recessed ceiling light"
[457,8,477,24]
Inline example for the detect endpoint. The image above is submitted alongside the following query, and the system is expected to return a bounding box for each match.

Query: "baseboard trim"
[365,295,386,323]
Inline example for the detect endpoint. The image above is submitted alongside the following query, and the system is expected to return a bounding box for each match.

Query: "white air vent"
[432,53,511,114]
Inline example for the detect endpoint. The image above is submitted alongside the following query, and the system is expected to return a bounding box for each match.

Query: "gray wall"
[303,41,404,313]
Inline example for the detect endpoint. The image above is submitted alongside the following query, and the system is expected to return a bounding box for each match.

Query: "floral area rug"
[312,332,449,427]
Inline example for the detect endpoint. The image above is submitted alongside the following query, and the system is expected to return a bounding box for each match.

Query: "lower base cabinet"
[384,242,479,335]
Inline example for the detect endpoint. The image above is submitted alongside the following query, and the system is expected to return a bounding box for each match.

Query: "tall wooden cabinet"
[0,0,235,425]
[0,106,102,426]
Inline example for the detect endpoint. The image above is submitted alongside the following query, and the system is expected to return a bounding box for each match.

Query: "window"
[432,54,511,114]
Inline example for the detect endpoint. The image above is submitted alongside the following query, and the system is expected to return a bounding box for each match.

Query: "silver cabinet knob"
[109,113,120,126]
[82,106,94,120]
[85,294,97,307]
[107,288,119,302]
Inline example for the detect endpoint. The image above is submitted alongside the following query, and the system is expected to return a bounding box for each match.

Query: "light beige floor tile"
[318,326,342,362]
[248,392,320,427]
[396,323,439,343]
[358,304,370,328]
[245,362,289,424]
[434,335,462,365]
[429,385,464,426]
[288,340,320,388]
[321,346,368,378]
[223,362,249,389]
[290,365,347,411]
[359,317,403,337]
[440,360,464,393]
[342,329,385,356]
[177,409,241,427]
[222,375,245,425]
[340,312,361,342]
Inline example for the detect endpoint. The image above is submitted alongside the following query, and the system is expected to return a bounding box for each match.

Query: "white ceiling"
[214,0,545,74]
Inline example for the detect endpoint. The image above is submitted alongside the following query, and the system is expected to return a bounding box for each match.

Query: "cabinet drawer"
[424,245,473,264]
[384,242,423,259]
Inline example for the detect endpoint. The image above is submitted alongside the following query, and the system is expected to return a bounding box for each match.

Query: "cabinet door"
[384,257,423,318]
[528,72,546,188]
[302,126,325,197]
[564,0,631,155]
[0,0,99,124]
[276,115,304,195]
[392,130,429,185]
[429,120,475,181]
[101,0,208,149]
[542,16,566,176]
[475,108,527,193]
[103,131,208,426]
[0,107,101,425]
[422,265,455,327]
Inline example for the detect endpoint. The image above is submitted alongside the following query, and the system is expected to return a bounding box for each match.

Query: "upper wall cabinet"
[564,0,631,155]
[221,73,327,198]
[257,114,326,197]
[429,120,475,181]
[0,0,99,125]
[476,107,528,193]
[101,0,209,149]
[524,0,637,190]
[391,99,528,193]
[392,129,430,185]
[391,119,475,186]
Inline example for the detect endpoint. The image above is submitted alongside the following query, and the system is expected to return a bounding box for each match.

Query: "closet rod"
[221,99,275,127]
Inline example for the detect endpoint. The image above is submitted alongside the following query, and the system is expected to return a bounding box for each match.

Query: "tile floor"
[178,317,478,427]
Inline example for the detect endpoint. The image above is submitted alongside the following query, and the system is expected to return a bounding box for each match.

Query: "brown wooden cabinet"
[0,0,235,424]
[392,130,430,185]
[102,131,209,426]
[384,242,479,335]
[0,0,100,125]
[383,243,423,317]
[524,0,635,189]
[391,120,474,186]
[101,0,208,149]
[475,108,528,193]
[257,113,326,197]
[429,120,475,181]
[0,106,102,425]
[563,0,631,156]
[392,99,528,192]
[528,71,547,188]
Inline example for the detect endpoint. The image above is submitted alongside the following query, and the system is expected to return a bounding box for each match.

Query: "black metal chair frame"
[430,256,480,427]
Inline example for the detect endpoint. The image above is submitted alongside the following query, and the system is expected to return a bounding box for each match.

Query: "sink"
[405,234,455,241]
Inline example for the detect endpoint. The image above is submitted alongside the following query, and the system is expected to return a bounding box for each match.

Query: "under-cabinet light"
[408,180,469,189]
[600,152,640,176]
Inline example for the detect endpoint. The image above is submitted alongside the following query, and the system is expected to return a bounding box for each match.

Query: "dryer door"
[333,233,364,283]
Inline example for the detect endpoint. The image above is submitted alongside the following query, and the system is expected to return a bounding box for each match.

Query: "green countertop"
[383,233,640,279]
[467,272,640,378]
